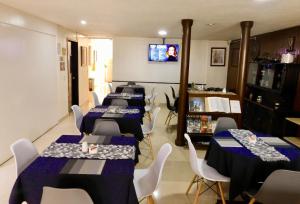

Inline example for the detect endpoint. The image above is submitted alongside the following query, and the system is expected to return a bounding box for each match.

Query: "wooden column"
[176,19,193,146]
[237,21,253,126]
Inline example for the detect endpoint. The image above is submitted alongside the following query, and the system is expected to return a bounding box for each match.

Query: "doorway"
[67,40,79,108]
[88,39,113,103]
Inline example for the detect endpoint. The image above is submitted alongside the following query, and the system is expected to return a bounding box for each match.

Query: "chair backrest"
[111,99,128,107]
[148,106,161,133]
[108,83,113,93]
[127,81,136,85]
[41,187,93,204]
[139,143,172,197]
[214,117,237,134]
[92,91,101,107]
[164,93,173,110]
[184,134,201,176]
[254,170,300,204]
[148,93,158,111]
[170,86,176,99]
[122,87,134,94]
[150,93,158,105]
[71,105,83,132]
[150,87,156,96]
[92,119,121,136]
[10,138,38,176]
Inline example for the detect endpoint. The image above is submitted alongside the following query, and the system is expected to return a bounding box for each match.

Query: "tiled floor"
[0,100,225,204]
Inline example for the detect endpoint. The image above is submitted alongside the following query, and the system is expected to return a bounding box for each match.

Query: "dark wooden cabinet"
[243,62,300,136]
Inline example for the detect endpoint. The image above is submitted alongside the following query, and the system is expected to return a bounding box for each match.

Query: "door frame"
[67,39,79,112]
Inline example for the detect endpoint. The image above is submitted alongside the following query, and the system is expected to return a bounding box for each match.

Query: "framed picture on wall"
[210,47,226,66]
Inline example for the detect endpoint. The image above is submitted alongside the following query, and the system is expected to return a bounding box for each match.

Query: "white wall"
[112,37,229,103]
[0,3,89,163]
[206,41,230,87]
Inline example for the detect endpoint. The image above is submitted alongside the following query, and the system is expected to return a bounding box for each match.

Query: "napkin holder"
[89,144,98,154]
[82,141,88,153]
[248,135,257,144]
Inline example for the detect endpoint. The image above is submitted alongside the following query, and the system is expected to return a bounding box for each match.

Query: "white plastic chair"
[122,87,134,94]
[10,138,38,176]
[214,117,237,134]
[145,87,156,103]
[145,93,158,120]
[184,134,230,204]
[92,119,121,136]
[41,187,93,204]
[92,92,101,107]
[111,99,128,107]
[248,170,300,204]
[71,105,83,133]
[141,106,161,159]
[134,143,172,204]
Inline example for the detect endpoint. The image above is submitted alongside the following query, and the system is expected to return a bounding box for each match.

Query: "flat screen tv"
[148,44,179,62]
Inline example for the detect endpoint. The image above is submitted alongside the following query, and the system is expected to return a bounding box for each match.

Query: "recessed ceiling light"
[206,23,215,26]
[80,20,87,25]
[158,30,167,36]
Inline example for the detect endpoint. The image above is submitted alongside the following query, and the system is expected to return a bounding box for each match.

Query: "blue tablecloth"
[115,85,145,97]
[9,135,138,204]
[80,106,144,141]
[204,131,300,200]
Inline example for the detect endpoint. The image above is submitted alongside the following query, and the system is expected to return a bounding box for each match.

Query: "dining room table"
[102,93,146,114]
[9,134,139,204]
[204,129,300,201]
[80,105,144,142]
[115,85,145,97]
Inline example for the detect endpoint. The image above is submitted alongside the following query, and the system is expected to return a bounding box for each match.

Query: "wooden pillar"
[175,19,193,146]
[237,21,253,127]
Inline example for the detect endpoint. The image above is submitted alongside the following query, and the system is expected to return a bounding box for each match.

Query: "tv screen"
[148,44,179,62]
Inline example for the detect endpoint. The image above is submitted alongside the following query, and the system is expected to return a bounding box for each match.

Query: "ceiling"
[1,0,300,40]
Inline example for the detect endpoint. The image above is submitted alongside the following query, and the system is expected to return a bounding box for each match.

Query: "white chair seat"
[198,158,230,183]
[141,124,151,135]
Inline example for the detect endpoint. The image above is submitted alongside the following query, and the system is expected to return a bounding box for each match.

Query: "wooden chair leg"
[167,112,173,126]
[147,195,155,204]
[217,182,226,204]
[193,179,202,204]
[147,111,152,121]
[165,112,171,124]
[248,198,256,204]
[186,175,197,195]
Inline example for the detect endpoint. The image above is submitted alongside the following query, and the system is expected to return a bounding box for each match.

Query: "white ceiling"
[1,0,300,40]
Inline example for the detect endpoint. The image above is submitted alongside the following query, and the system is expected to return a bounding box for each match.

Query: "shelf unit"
[187,90,240,146]
[243,62,300,136]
